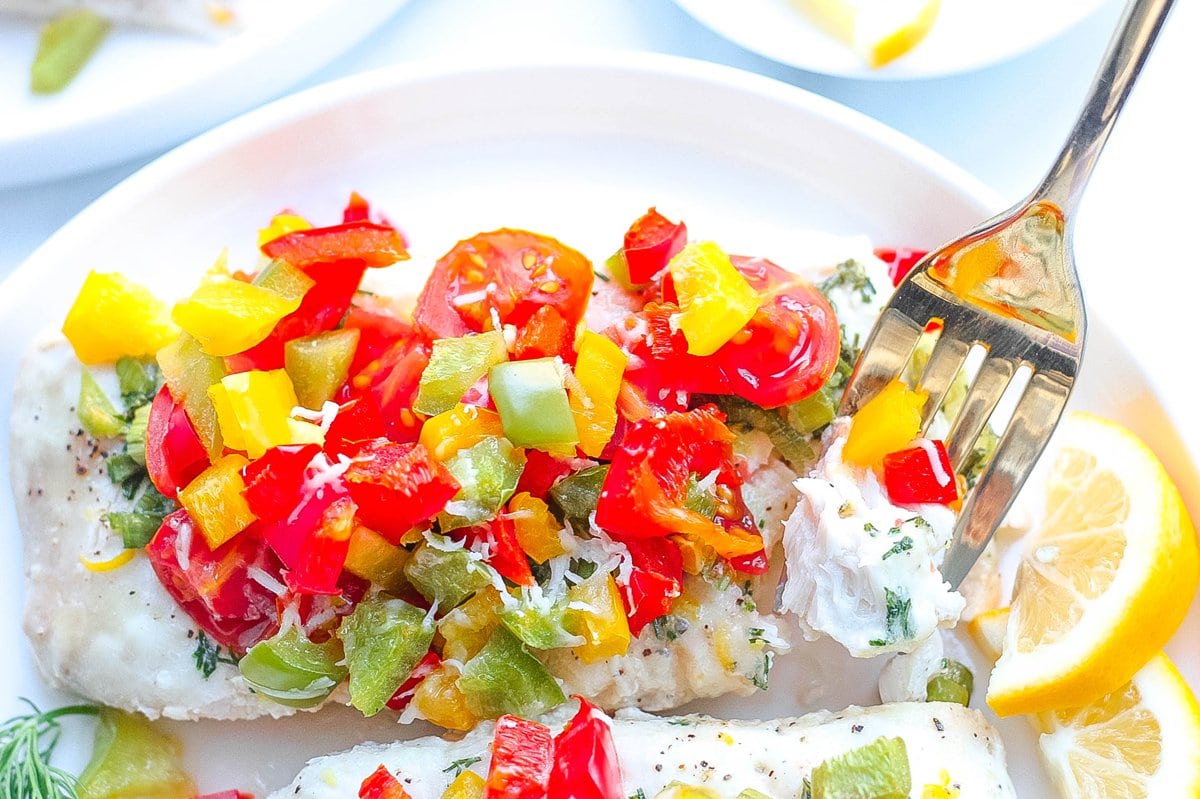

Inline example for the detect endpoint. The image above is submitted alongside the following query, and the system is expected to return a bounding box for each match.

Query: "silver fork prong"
[839,308,923,416]
[946,355,1015,470]
[941,371,1072,588]
[915,333,972,434]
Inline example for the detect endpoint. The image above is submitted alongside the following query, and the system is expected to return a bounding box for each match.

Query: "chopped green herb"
[800,777,812,799]
[666,718,693,727]
[863,522,878,536]
[908,516,931,530]
[884,588,914,643]
[881,536,914,560]
[652,615,690,643]
[442,757,482,777]
[105,483,176,548]
[752,651,774,690]
[818,259,877,305]
[115,357,160,410]
[705,395,818,472]
[630,790,648,799]
[748,627,768,644]
[106,452,146,500]
[123,403,151,466]
[192,631,236,679]
[0,699,101,799]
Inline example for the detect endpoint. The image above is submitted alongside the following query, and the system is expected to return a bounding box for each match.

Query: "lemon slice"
[967,606,1009,663]
[1037,652,1200,798]
[794,0,941,68]
[987,411,1200,717]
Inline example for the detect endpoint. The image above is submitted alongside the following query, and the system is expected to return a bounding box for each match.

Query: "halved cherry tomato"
[513,304,576,363]
[144,385,210,499]
[343,304,416,376]
[343,439,460,543]
[484,715,553,799]
[359,765,412,799]
[548,697,623,799]
[146,509,283,652]
[346,336,430,444]
[622,208,687,285]
[875,247,928,287]
[621,538,683,637]
[414,230,594,340]
[595,406,764,561]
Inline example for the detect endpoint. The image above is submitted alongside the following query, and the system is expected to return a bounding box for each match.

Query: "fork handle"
[1034,0,1174,216]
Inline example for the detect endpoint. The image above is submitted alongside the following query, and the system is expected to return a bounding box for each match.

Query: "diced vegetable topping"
[459,627,566,719]
[340,596,437,716]
[63,271,178,365]
[547,697,623,799]
[359,765,413,799]
[483,715,553,799]
[842,380,927,467]
[668,241,762,356]
[416,331,508,417]
[810,737,912,799]
[75,708,194,799]
[489,359,578,452]
[30,9,110,95]
[926,658,974,706]
[882,439,958,506]
[238,626,347,708]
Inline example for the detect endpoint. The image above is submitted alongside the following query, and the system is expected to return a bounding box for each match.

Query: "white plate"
[2,55,1197,798]
[0,0,410,188]
[671,0,1115,79]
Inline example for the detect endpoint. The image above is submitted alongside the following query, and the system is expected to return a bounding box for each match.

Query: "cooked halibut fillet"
[273,701,1016,799]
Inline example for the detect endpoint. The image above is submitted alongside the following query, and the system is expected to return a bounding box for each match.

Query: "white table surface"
[5,0,1198,463]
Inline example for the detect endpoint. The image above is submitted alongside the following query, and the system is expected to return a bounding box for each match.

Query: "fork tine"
[915,333,972,434]
[946,356,1015,470]
[839,308,923,415]
[941,371,1072,588]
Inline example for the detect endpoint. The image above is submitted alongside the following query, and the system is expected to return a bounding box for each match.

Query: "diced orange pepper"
[343,525,411,594]
[412,665,477,732]
[507,492,567,564]
[62,271,179,365]
[440,769,485,799]
[172,276,305,357]
[438,587,502,663]
[568,331,628,457]
[207,369,323,459]
[673,534,716,575]
[842,379,928,467]
[257,213,312,248]
[419,403,506,463]
[565,574,632,663]
[668,241,761,357]
[178,454,255,548]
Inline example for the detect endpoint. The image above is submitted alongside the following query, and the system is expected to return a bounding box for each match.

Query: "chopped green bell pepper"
[339,595,436,716]
[239,626,347,709]
[78,369,125,439]
[30,10,110,96]
[404,537,495,609]
[439,436,526,531]
[488,358,578,451]
[499,591,585,650]
[458,626,565,719]
[157,332,227,460]
[548,464,609,532]
[75,708,194,799]
[926,658,974,706]
[786,387,837,436]
[811,737,911,799]
[252,258,316,302]
[414,330,508,417]
[285,328,360,409]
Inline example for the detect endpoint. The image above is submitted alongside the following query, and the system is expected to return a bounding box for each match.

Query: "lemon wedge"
[967,606,1009,663]
[986,411,1200,717]
[1037,652,1200,798]
[795,0,941,68]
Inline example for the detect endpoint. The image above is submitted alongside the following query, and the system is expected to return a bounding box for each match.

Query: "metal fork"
[840,0,1174,589]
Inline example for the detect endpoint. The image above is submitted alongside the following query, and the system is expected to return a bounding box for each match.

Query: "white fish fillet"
[272,701,1016,799]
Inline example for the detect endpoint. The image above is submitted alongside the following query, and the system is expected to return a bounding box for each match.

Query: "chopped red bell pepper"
[874,247,928,287]
[241,444,323,521]
[342,192,371,224]
[547,698,623,799]
[621,538,683,637]
[261,220,408,269]
[144,385,210,499]
[343,304,416,376]
[622,208,687,285]
[146,509,283,652]
[359,765,413,799]
[325,392,389,458]
[882,439,959,506]
[514,449,576,498]
[468,516,535,587]
[385,650,442,712]
[595,406,764,562]
[226,259,369,372]
[484,715,554,799]
[343,439,460,543]
[283,494,356,595]
[513,304,576,363]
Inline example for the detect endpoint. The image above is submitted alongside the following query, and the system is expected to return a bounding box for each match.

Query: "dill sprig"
[1,700,99,799]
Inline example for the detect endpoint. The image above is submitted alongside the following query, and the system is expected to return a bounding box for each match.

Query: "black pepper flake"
[933,718,944,732]
[654,765,663,773]
[642,649,652,657]
[851,724,863,733]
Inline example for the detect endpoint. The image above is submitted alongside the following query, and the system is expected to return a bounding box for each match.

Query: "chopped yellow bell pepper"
[438,587,502,663]
[207,369,324,459]
[568,331,628,457]
[668,241,761,357]
[178,454,255,549]
[344,525,411,594]
[508,492,567,564]
[413,664,477,732]
[441,769,485,799]
[172,276,305,357]
[842,379,928,467]
[257,213,312,248]
[419,403,506,463]
[565,573,631,663]
[62,271,179,365]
